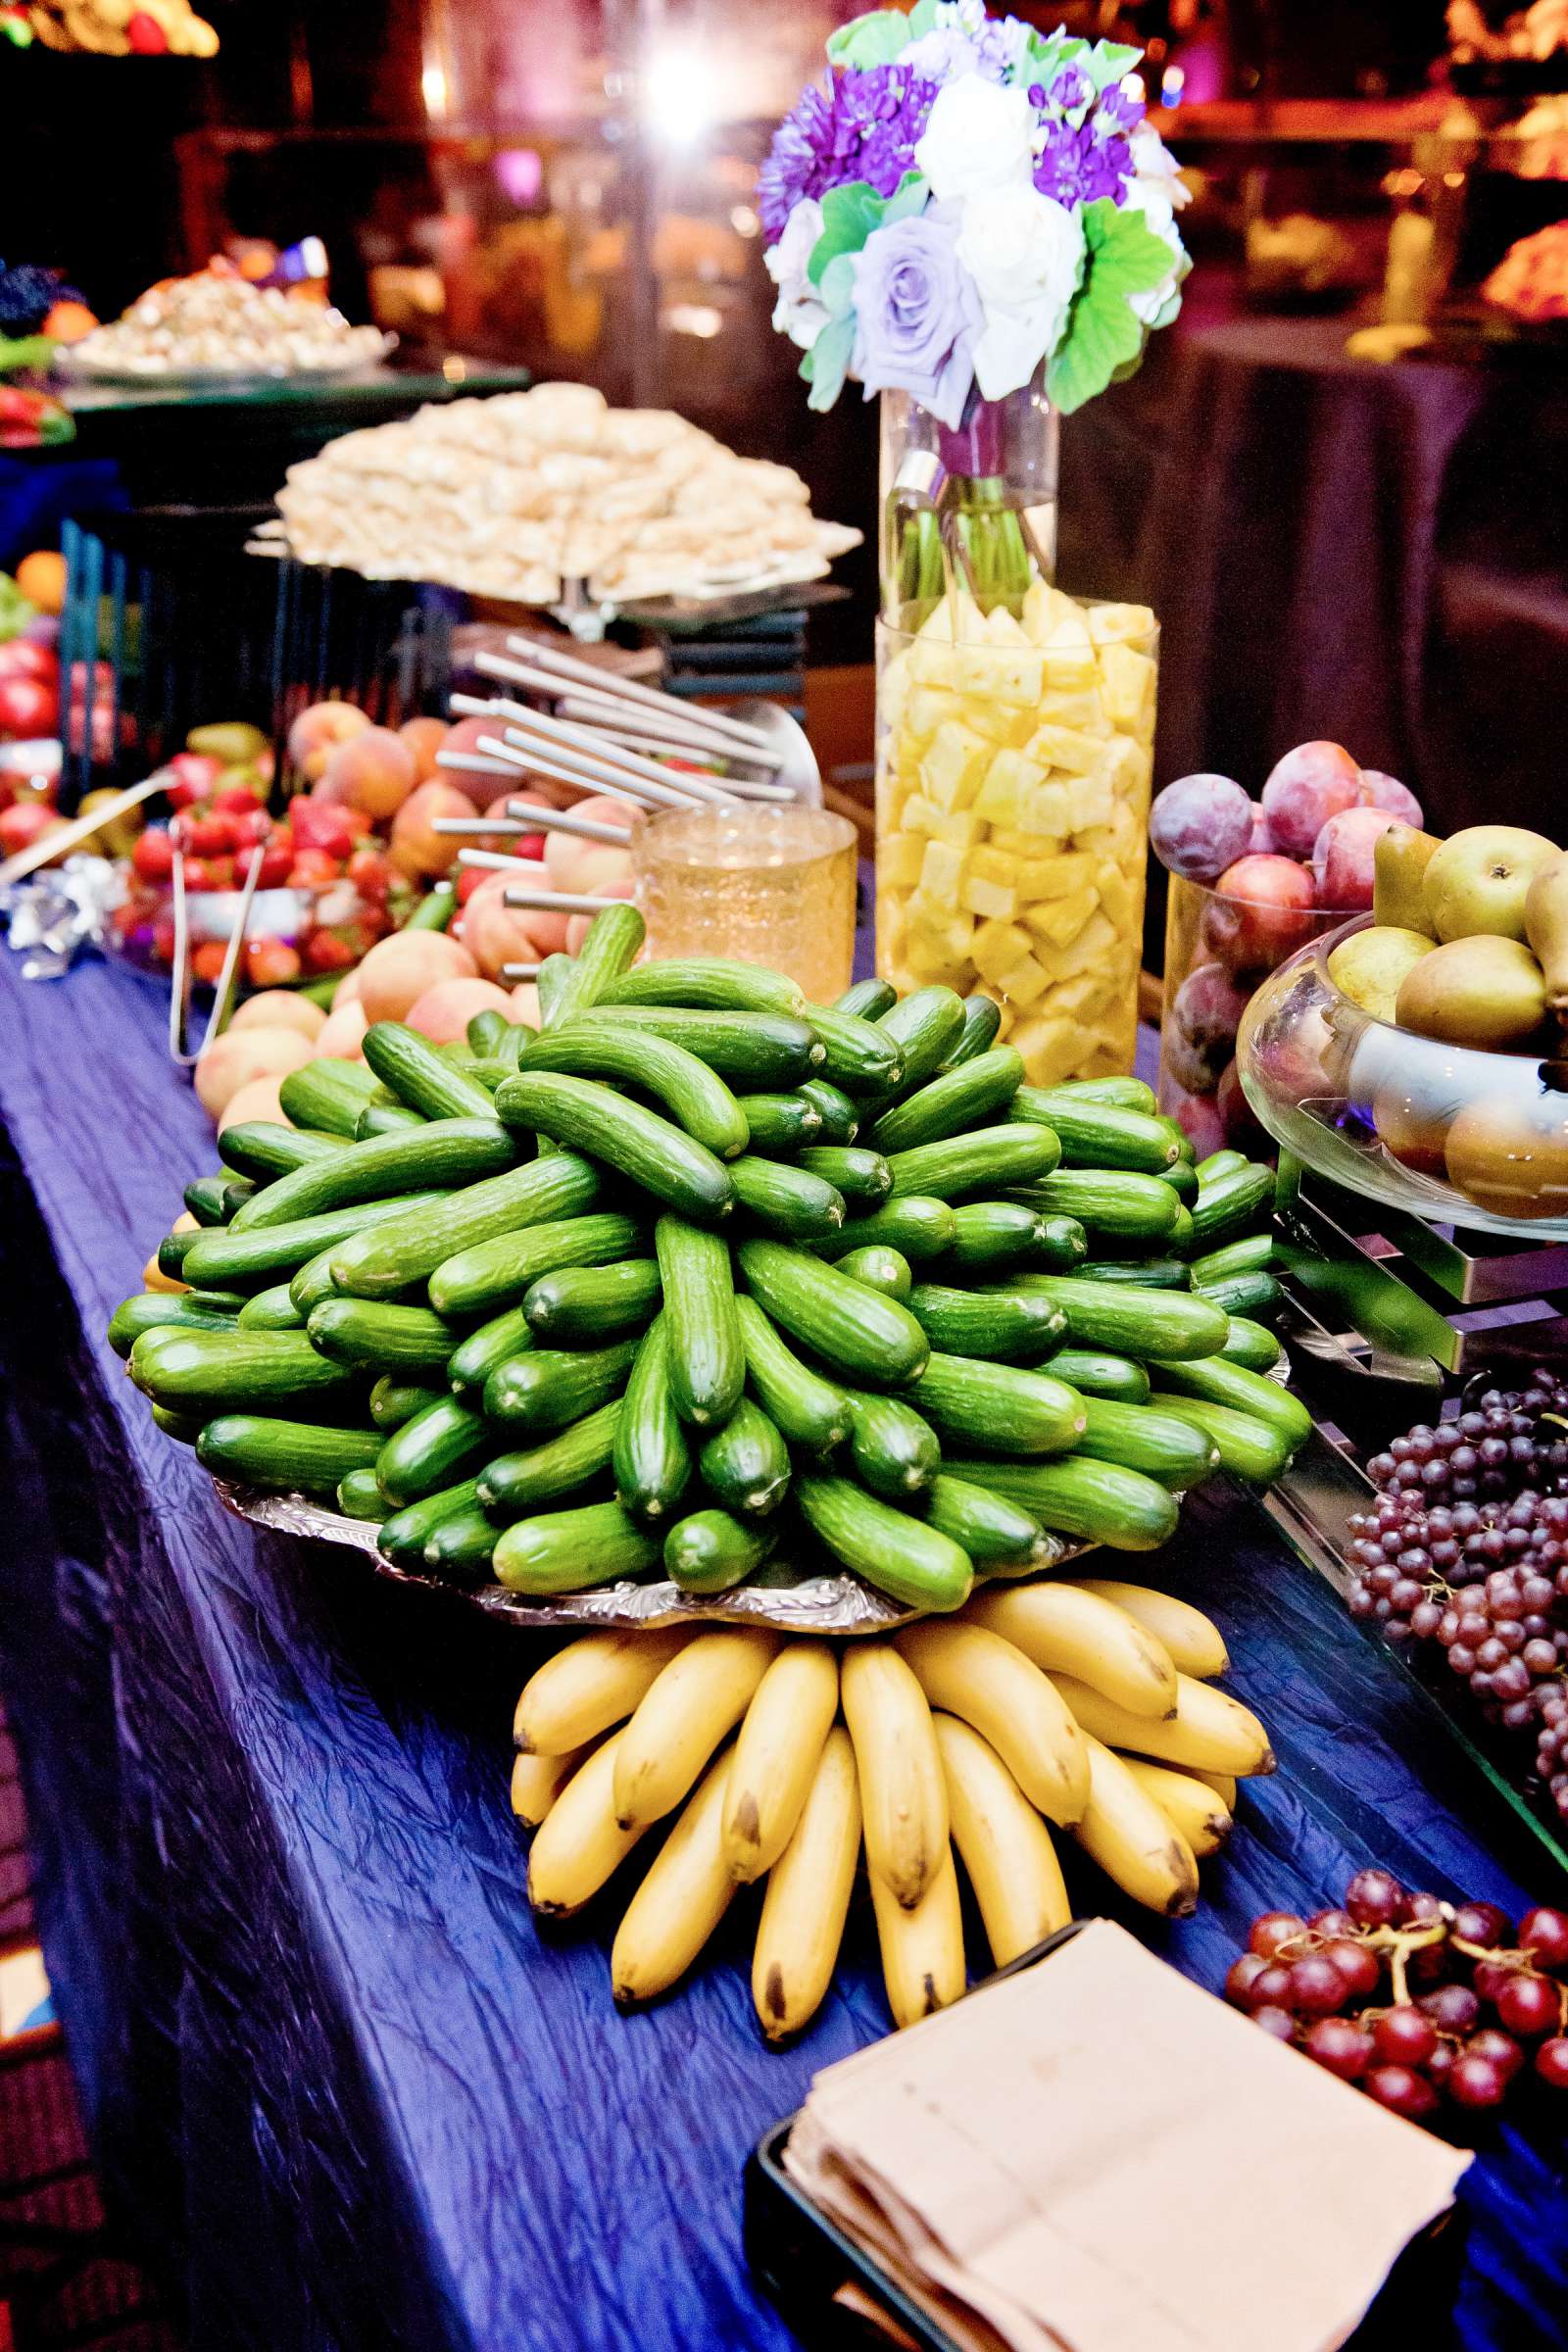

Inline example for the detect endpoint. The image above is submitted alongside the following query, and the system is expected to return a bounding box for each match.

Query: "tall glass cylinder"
[879,369,1059,620]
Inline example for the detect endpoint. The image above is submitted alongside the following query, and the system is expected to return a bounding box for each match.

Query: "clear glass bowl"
[1237,913,1568,1236]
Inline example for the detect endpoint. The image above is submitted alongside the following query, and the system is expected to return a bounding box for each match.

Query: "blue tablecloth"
[0,945,1565,2352]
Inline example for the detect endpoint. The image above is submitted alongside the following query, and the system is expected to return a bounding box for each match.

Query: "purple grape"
[1150,773,1255,883]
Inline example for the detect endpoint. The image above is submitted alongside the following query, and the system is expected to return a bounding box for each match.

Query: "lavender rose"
[850,213,980,429]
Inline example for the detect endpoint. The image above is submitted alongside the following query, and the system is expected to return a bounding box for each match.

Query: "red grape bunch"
[1225,1870,1568,2125]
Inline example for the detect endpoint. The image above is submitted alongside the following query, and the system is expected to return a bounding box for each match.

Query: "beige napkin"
[786,1920,1470,2352]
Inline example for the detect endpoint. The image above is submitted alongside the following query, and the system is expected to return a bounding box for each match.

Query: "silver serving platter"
[213,1478,1087,1636]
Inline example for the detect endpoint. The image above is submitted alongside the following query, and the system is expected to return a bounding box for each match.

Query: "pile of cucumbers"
[113,906,1303,1614]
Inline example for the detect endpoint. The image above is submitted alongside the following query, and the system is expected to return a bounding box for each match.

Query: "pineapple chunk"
[1098,641,1157,738]
[987,825,1063,860]
[1022,581,1088,643]
[1051,971,1117,1021]
[995,950,1053,1008]
[1102,733,1153,803]
[1052,907,1119,982]
[1096,861,1136,932]
[918,838,966,905]
[960,870,1017,921]
[881,831,926,892]
[1066,774,1114,831]
[1026,724,1108,778]
[1024,886,1101,952]
[991,997,1015,1040]
[904,795,984,850]
[1016,849,1097,902]
[1021,779,1075,835]
[966,844,1016,889]
[904,684,965,742]
[954,639,1045,708]
[1010,1013,1082,1088]
[972,918,1032,988]
[1086,602,1157,647]
[918,719,992,813]
[985,605,1029,645]
[906,639,956,691]
[975,746,1046,825]
[1035,685,1110,736]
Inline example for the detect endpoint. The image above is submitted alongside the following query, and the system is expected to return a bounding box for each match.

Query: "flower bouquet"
[761,0,1189,612]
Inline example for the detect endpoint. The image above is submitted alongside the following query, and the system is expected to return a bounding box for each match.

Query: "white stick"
[509,707,739,809]
[456,848,550,875]
[499,636,774,753]
[476,729,697,816]
[435,747,517,780]
[500,961,543,981]
[0,772,164,887]
[455,697,714,808]
[433,806,634,848]
[503,884,619,914]
[554,693,787,773]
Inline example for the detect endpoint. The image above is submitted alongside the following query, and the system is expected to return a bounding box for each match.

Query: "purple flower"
[1031,73,1145,210]
[758,66,940,243]
[850,211,980,430]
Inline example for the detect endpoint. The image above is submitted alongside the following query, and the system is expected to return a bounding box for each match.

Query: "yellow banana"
[612,1629,780,1831]
[870,1844,966,2030]
[1120,1755,1233,1858]
[1187,1766,1238,1808]
[841,1642,949,1909]
[893,1621,1089,1827]
[513,1627,691,1755]
[722,1642,839,1883]
[966,1583,1178,1719]
[611,1748,738,2007]
[510,1741,592,1829]
[1073,1735,1199,1916]
[527,1731,646,1917]
[753,1726,861,2043]
[1049,1669,1275,1777]
[935,1713,1071,1967]
[1069,1580,1230,1679]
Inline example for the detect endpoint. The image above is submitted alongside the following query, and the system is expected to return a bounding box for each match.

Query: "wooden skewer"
[0,772,164,888]
[499,635,775,753]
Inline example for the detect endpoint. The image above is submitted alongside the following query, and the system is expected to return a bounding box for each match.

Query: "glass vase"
[878,369,1059,621]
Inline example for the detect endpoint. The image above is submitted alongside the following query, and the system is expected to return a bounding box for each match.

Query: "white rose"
[955,185,1084,398]
[1121,171,1190,329]
[765,198,829,351]
[914,76,1035,205]
[1129,122,1192,209]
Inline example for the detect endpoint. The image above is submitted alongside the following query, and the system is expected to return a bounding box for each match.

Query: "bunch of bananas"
[511,1575,1273,2038]
[29,0,218,55]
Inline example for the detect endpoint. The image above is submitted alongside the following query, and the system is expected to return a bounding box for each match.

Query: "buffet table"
[1,947,1565,2351]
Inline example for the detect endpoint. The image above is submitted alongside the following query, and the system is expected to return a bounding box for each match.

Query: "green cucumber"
[736,1239,928,1388]
[1012,1169,1181,1246]
[150,1404,203,1444]
[109,1291,241,1356]
[220,1122,352,1181]
[807,1006,905,1096]
[535,954,573,1025]
[1078,1257,1192,1290]
[1189,1161,1274,1253]
[547,903,647,1027]
[796,1147,891,1206]
[1004,1274,1229,1362]
[232,1116,513,1232]
[944,1202,1084,1276]
[1056,1076,1156,1113]
[370,1378,444,1431]
[817,1195,956,1263]
[423,1507,501,1585]
[887,1125,1059,1201]
[375,1396,489,1505]
[483,1338,640,1434]
[337,1466,391,1521]
[593,1006,820,1087]
[1149,1353,1311,1446]
[835,1246,911,1300]
[327,1153,601,1300]
[842,1387,940,1501]
[940,993,1003,1071]
[612,1317,693,1523]
[737,1092,821,1154]
[866,1048,1022,1156]
[1194,1269,1283,1320]
[875,985,967,1095]
[735,1296,850,1453]
[495,1071,732,1224]
[834,977,897,1019]
[196,1415,382,1494]
[1167,1205,1197,1256]
[603,956,805,1016]
[157,1230,197,1282]
[797,1079,859,1144]
[1219,1316,1284,1373]
[518,1018,748,1159]
[923,1474,1048,1571]
[522,1258,660,1346]
[794,1475,972,1612]
[129,1327,357,1415]
[699,1398,791,1518]
[909,1352,1085,1457]
[493,1500,662,1593]
[1158,1159,1199,1204]
[907,1283,1066,1366]
[478,1398,623,1521]
[429,1210,643,1321]
[1191,1233,1276,1285]
[655,1218,744,1429]
[235,1285,306,1330]
[729,1153,846,1245]
[307,1298,456,1379]
[1047,1348,1150,1404]
[449,1307,531,1397]
[952,1454,1179,1551]
[277,1058,383,1138]
[1073,1396,1220,1489]
[1196,1150,1249,1185]
[1010,1087,1181,1175]
[466,1009,514,1060]
[1149,1396,1293,1484]
[663,1508,774,1594]
[404,880,456,933]
[182,1191,432,1292]
[362,1022,497,1121]
[287,1245,346,1319]
[184,1173,243,1227]
[356,1102,427,1140]
[377,1478,483,1567]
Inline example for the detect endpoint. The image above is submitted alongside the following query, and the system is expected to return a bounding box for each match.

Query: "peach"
[390,781,475,880]
[438,715,515,810]
[355,930,478,1025]
[510,982,541,1027]
[404,975,517,1045]
[315,998,370,1058]
[462,868,568,977]
[218,1073,291,1135]
[565,876,636,954]
[321,725,418,821]
[194,1026,314,1120]
[543,795,639,898]
[332,967,364,1008]
[287,699,370,782]
[142,1250,188,1296]
[227,988,326,1043]
[399,714,450,782]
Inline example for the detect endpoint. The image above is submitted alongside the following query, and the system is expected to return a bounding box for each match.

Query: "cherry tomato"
[301,929,356,973]
[131,828,175,883]
[244,938,303,988]
[214,783,266,817]
[288,848,341,891]
[191,941,227,984]
[234,807,274,848]
[256,843,294,888]
[179,856,214,892]
[291,799,358,859]
[347,847,394,901]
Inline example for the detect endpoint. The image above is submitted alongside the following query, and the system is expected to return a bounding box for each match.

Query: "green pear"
[1423,825,1561,943]
[1372,824,1441,936]
[1395,935,1547,1051]
[1327,925,1434,1023]
[1524,851,1568,1013]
